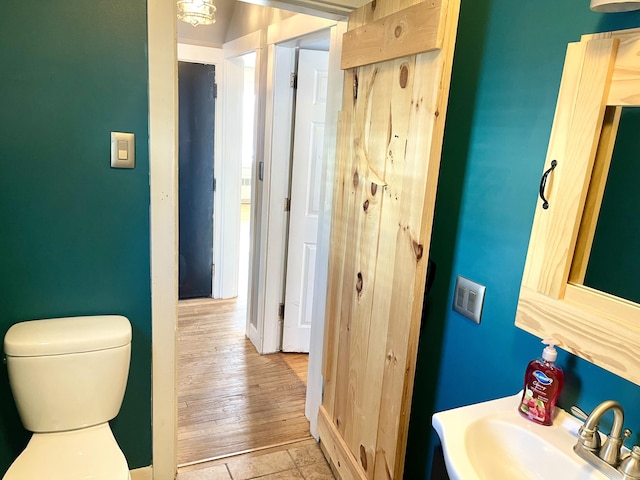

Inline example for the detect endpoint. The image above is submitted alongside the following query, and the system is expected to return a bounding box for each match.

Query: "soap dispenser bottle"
[518,339,564,426]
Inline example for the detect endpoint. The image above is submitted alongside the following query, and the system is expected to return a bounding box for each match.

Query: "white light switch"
[118,140,128,160]
[111,132,135,169]
[452,275,486,324]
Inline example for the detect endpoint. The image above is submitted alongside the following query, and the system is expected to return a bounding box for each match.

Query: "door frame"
[221,32,268,352]
[306,21,346,438]
[251,16,341,354]
[148,2,346,477]
[253,18,346,440]
[148,1,179,477]
[221,32,264,304]
[251,41,296,355]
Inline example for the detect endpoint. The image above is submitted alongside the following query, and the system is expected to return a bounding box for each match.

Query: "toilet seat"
[3,423,130,480]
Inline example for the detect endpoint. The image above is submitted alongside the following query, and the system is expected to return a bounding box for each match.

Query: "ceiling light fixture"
[177,0,216,26]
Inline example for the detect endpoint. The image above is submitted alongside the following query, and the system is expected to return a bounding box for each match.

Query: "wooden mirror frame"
[515,28,640,386]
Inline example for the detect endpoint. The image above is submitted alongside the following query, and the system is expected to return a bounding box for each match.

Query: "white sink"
[432,392,609,480]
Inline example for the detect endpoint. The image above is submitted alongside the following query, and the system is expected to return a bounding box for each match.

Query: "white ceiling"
[177,0,366,48]
[177,0,237,48]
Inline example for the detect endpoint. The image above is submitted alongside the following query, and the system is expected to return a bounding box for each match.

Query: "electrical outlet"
[452,275,486,324]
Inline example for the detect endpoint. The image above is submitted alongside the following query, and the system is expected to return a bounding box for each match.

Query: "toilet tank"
[4,315,132,433]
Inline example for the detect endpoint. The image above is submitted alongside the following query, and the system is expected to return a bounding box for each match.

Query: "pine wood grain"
[584,27,640,105]
[320,0,461,478]
[178,297,311,466]
[516,28,640,388]
[520,38,618,299]
[341,1,443,69]
[569,106,620,284]
[517,285,640,384]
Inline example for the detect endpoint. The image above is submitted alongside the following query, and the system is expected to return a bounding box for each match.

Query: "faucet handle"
[600,434,624,465]
[571,405,589,421]
[578,424,602,451]
[619,445,640,479]
[572,405,602,451]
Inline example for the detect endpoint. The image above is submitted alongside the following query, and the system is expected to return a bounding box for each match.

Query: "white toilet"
[3,315,132,480]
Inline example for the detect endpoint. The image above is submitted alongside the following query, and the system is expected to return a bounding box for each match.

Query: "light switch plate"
[110,132,135,169]
[452,275,486,324]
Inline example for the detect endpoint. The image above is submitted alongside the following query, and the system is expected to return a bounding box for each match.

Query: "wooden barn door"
[318,1,460,479]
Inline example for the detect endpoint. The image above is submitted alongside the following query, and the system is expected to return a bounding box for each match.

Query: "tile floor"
[177,439,336,480]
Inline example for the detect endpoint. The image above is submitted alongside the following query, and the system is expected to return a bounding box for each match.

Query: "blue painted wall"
[0,1,151,473]
[406,1,640,477]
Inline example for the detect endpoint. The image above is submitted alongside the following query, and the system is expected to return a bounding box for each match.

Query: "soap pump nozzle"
[541,339,558,363]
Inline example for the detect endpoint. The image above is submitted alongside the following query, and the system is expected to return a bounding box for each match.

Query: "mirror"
[580,107,640,304]
[515,29,640,388]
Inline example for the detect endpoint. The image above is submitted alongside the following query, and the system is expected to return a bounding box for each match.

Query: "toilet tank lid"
[4,315,132,357]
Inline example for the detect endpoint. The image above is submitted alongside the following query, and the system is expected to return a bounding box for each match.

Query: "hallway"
[177,297,312,466]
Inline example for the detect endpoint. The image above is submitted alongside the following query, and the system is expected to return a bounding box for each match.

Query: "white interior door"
[282,49,329,352]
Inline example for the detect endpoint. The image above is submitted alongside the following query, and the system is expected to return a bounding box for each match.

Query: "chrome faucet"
[573,400,640,480]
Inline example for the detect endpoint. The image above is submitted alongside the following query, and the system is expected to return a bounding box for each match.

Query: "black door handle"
[539,160,557,210]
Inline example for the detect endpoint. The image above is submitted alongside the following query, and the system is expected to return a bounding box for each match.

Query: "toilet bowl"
[3,315,132,480]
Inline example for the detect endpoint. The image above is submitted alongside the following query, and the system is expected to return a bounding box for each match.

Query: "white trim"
[254,17,341,355]
[216,31,265,340]
[267,14,337,45]
[148,0,178,478]
[177,43,224,64]
[245,44,270,354]
[218,56,245,300]
[305,21,346,438]
[256,18,343,358]
[256,44,297,354]
[223,31,263,58]
[242,0,354,20]
[130,466,153,480]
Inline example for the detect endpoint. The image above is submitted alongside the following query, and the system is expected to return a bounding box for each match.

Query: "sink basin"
[432,392,609,480]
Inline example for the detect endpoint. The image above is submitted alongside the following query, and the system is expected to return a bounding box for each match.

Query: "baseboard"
[130,466,153,480]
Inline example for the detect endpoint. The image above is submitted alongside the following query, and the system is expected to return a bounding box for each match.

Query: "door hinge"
[213,82,218,99]
[290,72,298,89]
[284,197,291,212]
[212,263,215,276]
[213,177,216,192]
[278,303,285,319]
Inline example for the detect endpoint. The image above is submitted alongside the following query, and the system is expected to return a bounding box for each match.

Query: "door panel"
[319,0,460,478]
[178,61,215,299]
[283,49,329,353]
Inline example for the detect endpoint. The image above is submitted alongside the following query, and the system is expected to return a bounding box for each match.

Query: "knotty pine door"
[318,0,461,479]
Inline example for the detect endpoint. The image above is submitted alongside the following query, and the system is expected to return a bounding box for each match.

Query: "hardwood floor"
[178,297,311,466]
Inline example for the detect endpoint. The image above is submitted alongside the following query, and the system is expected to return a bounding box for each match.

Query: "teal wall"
[405,1,640,477]
[0,1,151,473]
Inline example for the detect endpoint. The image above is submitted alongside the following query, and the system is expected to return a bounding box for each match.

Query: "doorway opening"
[176,44,318,467]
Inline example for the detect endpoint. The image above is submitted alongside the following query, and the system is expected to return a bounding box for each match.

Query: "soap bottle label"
[520,369,554,424]
[520,388,548,422]
[533,370,552,385]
